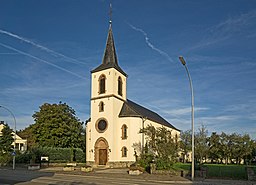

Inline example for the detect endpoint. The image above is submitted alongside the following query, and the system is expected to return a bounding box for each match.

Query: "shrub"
[156,158,173,170]
[16,151,32,164]
[137,153,154,170]
[16,147,85,164]
[0,153,12,166]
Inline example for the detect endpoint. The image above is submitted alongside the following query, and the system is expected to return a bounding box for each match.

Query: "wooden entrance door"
[95,137,109,165]
[99,149,107,165]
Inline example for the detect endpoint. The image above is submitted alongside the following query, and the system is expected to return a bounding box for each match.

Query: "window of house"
[121,147,127,157]
[118,77,122,96]
[99,101,104,112]
[99,75,106,94]
[121,124,128,139]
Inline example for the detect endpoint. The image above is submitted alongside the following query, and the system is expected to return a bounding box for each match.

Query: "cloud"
[0,52,19,55]
[128,23,174,63]
[0,29,86,65]
[190,10,256,50]
[2,83,81,95]
[211,10,256,33]
[0,42,86,80]
[197,115,238,126]
[167,107,209,116]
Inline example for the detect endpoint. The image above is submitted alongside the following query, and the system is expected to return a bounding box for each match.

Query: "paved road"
[0,167,54,185]
[1,167,256,185]
[16,174,256,185]
[19,173,190,185]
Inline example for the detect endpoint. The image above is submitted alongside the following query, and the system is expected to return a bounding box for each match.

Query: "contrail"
[0,42,86,80]
[0,52,19,55]
[0,29,86,65]
[128,24,174,63]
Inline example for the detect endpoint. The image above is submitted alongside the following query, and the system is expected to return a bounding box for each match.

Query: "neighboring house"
[0,121,27,152]
[86,22,180,168]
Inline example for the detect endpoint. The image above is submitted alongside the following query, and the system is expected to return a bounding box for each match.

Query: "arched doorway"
[94,137,109,165]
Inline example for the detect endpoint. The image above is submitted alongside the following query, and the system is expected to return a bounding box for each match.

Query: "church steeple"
[102,24,118,65]
[91,21,127,76]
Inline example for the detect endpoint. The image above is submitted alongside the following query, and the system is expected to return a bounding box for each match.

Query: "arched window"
[118,77,122,96]
[99,101,104,112]
[99,75,106,94]
[121,147,128,157]
[121,124,128,139]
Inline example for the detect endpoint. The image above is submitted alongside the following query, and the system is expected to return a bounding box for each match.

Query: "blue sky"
[0,0,255,139]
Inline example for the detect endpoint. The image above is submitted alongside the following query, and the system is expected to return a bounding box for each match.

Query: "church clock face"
[96,119,108,132]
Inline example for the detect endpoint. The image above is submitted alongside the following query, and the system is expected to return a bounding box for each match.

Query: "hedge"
[16,147,85,164]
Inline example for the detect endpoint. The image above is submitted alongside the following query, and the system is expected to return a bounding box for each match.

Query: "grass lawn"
[173,163,191,171]
[205,164,247,179]
[173,163,256,180]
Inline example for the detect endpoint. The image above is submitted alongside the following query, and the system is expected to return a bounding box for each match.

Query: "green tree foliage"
[17,124,37,149]
[208,132,221,163]
[140,125,178,169]
[195,125,209,164]
[228,133,253,164]
[219,132,231,164]
[182,126,255,165]
[179,130,191,163]
[213,132,254,165]
[0,123,14,153]
[0,123,14,165]
[31,102,84,149]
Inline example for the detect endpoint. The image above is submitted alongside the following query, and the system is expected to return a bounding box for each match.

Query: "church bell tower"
[86,20,127,166]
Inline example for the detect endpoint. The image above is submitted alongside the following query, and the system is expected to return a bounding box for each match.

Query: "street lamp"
[178,56,195,181]
[0,105,16,170]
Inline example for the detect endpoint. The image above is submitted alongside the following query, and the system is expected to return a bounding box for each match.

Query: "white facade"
[86,24,180,167]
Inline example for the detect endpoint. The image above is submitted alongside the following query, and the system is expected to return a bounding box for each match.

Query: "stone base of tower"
[86,161,135,168]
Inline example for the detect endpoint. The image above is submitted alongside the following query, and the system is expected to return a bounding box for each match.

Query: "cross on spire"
[109,3,112,24]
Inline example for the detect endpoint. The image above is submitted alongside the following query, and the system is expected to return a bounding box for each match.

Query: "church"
[86,22,180,168]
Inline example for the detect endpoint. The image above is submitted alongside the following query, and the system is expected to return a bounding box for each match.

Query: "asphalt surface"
[0,166,256,185]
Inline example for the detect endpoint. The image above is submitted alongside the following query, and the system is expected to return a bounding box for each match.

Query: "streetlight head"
[179,56,186,65]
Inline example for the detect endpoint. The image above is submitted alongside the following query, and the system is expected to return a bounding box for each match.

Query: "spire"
[91,4,127,76]
[102,3,117,65]
[102,24,118,65]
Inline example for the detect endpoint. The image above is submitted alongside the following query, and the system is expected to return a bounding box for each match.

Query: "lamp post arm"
[184,65,195,115]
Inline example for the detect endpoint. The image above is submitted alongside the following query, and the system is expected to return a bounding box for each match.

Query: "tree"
[251,140,256,164]
[230,133,253,164]
[216,132,254,165]
[208,132,221,163]
[195,125,208,164]
[219,132,231,164]
[0,123,14,154]
[240,134,254,164]
[140,125,178,169]
[179,130,191,163]
[31,102,84,149]
[17,124,37,149]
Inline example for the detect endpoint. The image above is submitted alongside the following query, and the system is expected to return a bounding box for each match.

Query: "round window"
[97,119,107,132]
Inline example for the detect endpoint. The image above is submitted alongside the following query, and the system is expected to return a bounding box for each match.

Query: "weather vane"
[109,3,112,24]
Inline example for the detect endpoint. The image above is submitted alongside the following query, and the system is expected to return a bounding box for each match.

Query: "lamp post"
[178,56,195,181]
[0,105,16,170]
